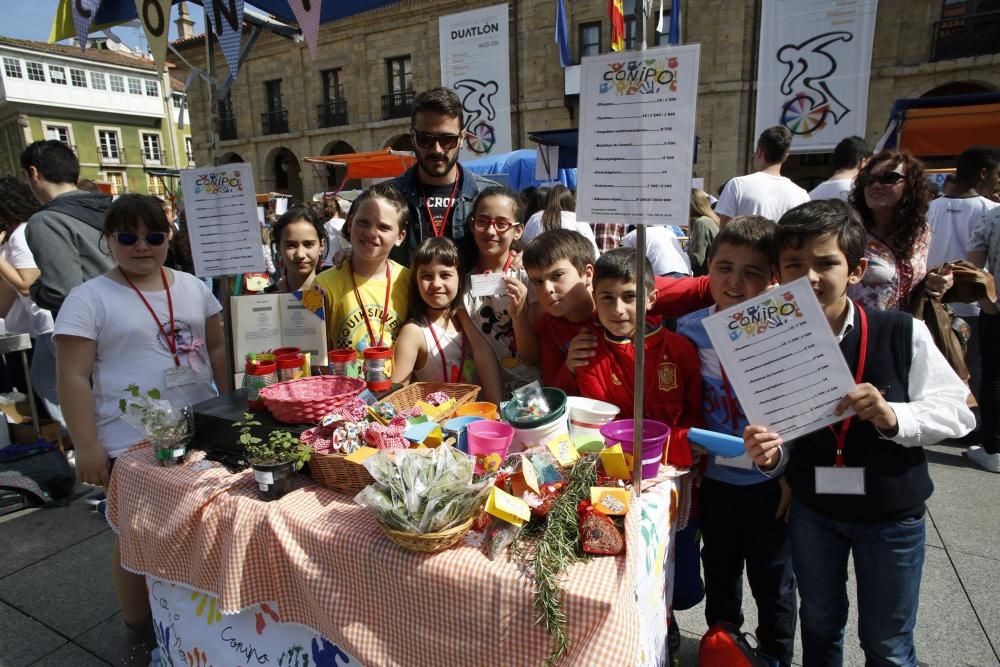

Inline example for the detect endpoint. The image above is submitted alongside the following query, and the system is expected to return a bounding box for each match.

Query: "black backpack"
[0,442,75,502]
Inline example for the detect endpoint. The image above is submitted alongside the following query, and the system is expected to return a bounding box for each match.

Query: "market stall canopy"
[528,129,579,170]
[875,92,1000,157]
[464,149,577,192]
[303,149,416,181]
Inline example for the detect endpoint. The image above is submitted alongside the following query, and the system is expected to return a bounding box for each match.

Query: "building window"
[262,80,287,134]
[70,68,87,87]
[385,56,412,96]
[141,133,162,164]
[49,65,67,85]
[654,19,674,46]
[144,79,158,97]
[127,77,143,95]
[106,171,126,195]
[26,62,45,81]
[44,124,71,146]
[265,79,283,112]
[109,74,125,93]
[185,137,194,164]
[91,71,107,90]
[322,68,343,103]
[3,58,22,79]
[98,129,122,162]
[147,174,166,196]
[172,94,183,109]
[579,22,602,59]
[624,0,637,50]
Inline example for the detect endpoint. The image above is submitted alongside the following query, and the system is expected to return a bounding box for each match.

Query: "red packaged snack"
[577,500,625,555]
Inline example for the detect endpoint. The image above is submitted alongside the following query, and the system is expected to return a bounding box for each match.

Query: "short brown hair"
[709,215,775,260]
[411,87,464,130]
[757,126,793,164]
[522,228,595,276]
[774,199,866,271]
[594,247,655,292]
[407,237,465,321]
[352,183,409,232]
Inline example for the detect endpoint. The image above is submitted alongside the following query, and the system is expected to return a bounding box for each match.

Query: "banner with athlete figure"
[754,0,878,153]
[439,4,512,160]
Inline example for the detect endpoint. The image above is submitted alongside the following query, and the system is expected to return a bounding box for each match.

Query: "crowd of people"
[0,85,996,666]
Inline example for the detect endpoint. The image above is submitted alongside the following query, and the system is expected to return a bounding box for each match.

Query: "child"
[54,194,229,666]
[463,186,540,398]
[391,237,501,403]
[675,216,796,666]
[522,229,714,395]
[315,183,410,355]
[575,247,702,469]
[266,206,327,293]
[743,199,975,666]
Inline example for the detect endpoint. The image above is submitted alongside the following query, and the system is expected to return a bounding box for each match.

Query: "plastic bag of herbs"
[354,446,492,534]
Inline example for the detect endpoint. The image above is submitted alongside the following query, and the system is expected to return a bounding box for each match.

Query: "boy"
[574,247,702,469]
[522,229,713,395]
[744,200,975,666]
[315,183,411,354]
[676,216,795,666]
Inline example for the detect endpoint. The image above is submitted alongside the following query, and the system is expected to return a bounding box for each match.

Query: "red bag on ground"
[699,622,773,667]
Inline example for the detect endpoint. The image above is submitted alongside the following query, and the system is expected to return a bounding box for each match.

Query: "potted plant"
[119,385,192,467]
[233,414,311,501]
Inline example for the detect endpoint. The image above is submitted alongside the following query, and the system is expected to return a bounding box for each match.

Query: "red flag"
[609,0,626,51]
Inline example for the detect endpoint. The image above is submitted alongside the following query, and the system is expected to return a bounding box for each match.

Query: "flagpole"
[631,0,648,498]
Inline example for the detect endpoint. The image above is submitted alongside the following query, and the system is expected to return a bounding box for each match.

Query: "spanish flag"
[609,0,626,51]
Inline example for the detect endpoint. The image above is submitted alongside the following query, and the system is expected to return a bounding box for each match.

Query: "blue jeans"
[789,499,925,667]
[30,333,65,428]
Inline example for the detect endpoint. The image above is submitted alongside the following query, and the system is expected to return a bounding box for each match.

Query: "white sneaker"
[966,446,1000,473]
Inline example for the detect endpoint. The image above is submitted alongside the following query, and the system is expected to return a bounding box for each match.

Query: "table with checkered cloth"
[108,444,680,667]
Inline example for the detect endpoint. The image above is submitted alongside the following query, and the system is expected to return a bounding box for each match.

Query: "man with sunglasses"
[388,86,497,266]
[21,140,114,318]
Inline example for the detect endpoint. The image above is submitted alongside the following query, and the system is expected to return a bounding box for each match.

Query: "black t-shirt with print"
[416,181,460,243]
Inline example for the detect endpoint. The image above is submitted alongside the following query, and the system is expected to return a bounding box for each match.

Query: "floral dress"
[848,226,930,311]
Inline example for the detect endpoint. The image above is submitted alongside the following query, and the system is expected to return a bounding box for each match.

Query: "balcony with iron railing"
[318,98,349,128]
[142,150,162,167]
[261,109,289,135]
[931,10,1000,61]
[98,147,125,166]
[381,89,415,120]
[219,115,238,141]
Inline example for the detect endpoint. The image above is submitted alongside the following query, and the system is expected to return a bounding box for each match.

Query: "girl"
[391,237,501,405]
[521,184,599,256]
[687,188,720,276]
[266,206,328,293]
[463,186,541,398]
[54,194,229,666]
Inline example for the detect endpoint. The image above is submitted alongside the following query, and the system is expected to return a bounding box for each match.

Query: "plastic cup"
[456,401,499,421]
[567,396,620,442]
[466,420,515,474]
[442,416,486,453]
[599,419,671,479]
[363,346,393,392]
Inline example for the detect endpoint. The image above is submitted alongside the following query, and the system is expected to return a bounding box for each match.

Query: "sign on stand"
[576,44,701,227]
[180,163,265,277]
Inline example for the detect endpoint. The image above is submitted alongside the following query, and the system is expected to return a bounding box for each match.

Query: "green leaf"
[147,388,161,400]
[118,398,126,413]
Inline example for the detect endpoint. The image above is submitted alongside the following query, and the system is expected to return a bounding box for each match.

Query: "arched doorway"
[386,134,414,152]
[220,151,244,164]
[320,140,361,191]
[265,147,303,203]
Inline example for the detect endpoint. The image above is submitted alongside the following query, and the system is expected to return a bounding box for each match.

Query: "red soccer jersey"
[575,319,704,468]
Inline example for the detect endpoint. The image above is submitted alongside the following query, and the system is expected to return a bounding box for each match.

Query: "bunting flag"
[555,0,572,68]
[134,0,170,72]
[286,0,322,61]
[72,0,103,52]
[204,0,245,80]
[609,0,626,52]
[656,0,664,33]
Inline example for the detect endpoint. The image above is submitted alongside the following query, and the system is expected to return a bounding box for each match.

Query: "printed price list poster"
[702,278,858,441]
[576,44,701,226]
[180,163,265,277]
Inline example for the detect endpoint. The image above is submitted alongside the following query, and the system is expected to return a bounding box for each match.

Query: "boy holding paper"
[743,200,974,666]
[676,216,796,666]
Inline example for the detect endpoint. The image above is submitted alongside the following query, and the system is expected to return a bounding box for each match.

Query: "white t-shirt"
[522,211,600,259]
[623,226,691,276]
[54,270,222,457]
[809,177,854,202]
[715,172,810,221]
[0,224,54,337]
[927,195,1000,317]
[323,218,350,266]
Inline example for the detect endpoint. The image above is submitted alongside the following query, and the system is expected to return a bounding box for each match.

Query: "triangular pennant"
[204,0,245,80]
[72,0,103,52]
[286,0,322,61]
[134,0,170,72]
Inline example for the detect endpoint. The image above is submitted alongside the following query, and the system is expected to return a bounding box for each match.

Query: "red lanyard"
[720,369,739,435]
[427,317,467,382]
[829,303,868,466]
[122,268,179,367]
[476,252,515,275]
[422,178,460,239]
[349,261,392,348]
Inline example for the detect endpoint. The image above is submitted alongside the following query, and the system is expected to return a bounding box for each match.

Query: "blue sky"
[7,0,206,50]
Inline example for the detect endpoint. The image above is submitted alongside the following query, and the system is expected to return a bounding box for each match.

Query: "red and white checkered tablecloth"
[108,444,660,666]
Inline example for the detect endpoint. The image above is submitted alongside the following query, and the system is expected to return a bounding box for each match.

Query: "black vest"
[786,306,931,523]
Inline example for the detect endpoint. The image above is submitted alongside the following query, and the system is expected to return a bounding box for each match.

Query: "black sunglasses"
[113,231,167,246]
[864,170,906,186]
[412,131,462,151]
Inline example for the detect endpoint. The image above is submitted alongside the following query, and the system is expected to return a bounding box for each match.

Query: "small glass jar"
[243,360,278,409]
[276,353,306,382]
[362,346,393,392]
[328,348,360,378]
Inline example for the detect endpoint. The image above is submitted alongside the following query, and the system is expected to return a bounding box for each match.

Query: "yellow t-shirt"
[316,260,410,355]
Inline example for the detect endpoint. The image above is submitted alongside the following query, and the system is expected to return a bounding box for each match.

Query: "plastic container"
[501,387,569,453]
[328,348,359,378]
[243,360,278,409]
[566,396,620,445]
[271,347,300,359]
[276,353,306,382]
[442,416,485,453]
[251,460,296,501]
[363,346,393,392]
[599,419,671,479]
[466,420,515,473]
[456,401,499,421]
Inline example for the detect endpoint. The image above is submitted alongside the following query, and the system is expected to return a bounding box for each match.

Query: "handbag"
[0,443,75,500]
[699,622,774,667]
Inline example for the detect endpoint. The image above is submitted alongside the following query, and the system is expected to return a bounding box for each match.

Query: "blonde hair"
[689,189,719,224]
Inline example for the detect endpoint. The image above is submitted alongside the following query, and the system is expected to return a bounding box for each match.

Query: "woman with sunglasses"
[53,194,230,666]
[848,150,952,310]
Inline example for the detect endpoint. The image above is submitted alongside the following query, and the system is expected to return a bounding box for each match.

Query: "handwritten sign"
[702,278,857,441]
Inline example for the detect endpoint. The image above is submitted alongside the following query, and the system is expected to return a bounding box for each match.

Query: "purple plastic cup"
[599,419,671,479]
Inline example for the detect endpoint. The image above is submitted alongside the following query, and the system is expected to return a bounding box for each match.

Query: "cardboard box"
[10,419,65,451]
[1,400,32,425]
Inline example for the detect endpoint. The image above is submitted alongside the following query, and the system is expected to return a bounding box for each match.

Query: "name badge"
[715,452,754,470]
[815,466,866,495]
[165,365,198,389]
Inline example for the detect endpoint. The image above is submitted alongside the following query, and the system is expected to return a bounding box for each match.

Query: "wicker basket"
[382,382,480,423]
[378,516,475,553]
[307,450,375,495]
[259,376,366,424]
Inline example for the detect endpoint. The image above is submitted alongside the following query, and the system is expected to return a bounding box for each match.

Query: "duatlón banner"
[754,0,878,153]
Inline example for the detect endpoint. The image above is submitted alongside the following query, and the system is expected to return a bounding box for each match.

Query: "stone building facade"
[175,0,1000,202]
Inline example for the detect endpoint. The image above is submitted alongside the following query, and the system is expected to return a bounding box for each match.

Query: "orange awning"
[303,149,416,180]
[899,103,1000,157]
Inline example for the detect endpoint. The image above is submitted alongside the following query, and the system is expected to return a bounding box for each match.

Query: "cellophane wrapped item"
[355,446,492,533]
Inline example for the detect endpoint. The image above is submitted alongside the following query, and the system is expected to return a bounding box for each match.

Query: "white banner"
[439,4,512,160]
[576,44,701,226]
[755,0,878,153]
